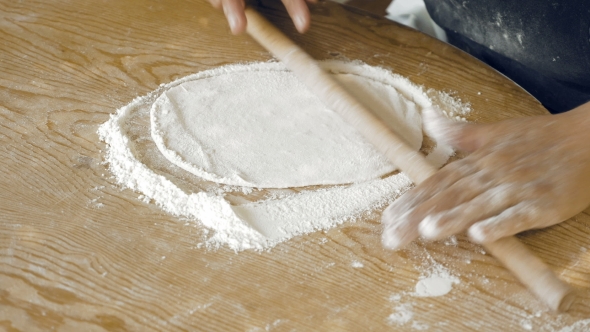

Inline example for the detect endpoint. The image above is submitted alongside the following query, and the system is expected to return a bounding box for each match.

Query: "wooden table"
[1,0,589,330]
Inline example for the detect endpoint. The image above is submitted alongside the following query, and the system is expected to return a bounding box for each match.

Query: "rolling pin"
[243,7,576,312]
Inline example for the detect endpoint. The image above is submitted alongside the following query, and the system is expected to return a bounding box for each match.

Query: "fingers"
[211,0,311,34]
[411,169,492,219]
[418,184,518,240]
[383,107,583,250]
[221,0,247,34]
[209,0,222,9]
[282,0,312,33]
[468,201,560,243]
[381,160,478,249]
[423,107,490,153]
[381,209,420,250]
[392,160,479,213]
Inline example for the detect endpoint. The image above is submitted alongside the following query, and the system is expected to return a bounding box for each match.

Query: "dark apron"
[424,0,590,113]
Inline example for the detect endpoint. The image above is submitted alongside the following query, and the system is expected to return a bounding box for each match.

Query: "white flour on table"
[414,275,455,297]
[413,248,460,297]
[98,60,468,251]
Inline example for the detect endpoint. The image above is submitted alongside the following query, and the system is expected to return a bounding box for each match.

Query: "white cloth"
[386,0,447,42]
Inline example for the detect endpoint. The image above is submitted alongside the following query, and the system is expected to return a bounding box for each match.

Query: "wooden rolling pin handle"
[244,7,575,311]
[483,237,576,312]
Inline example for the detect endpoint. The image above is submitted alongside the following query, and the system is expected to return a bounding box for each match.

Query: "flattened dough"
[150,61,424,188]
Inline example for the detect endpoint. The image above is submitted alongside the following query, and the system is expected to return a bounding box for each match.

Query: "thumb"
[423,107,490,153]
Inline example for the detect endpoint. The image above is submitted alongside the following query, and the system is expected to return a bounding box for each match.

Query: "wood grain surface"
[1,0,589,331]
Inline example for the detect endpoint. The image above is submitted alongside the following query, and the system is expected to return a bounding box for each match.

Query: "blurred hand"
[208,0,317,34]
[382,102,590,249]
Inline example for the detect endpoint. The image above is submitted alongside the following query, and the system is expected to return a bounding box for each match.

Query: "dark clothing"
[424,0,590,113]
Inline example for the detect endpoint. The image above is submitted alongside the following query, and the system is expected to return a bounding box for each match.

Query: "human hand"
[208,0,317,34]
[382,102,590,249]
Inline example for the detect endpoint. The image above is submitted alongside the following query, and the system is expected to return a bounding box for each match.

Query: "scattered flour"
[385,251,460,325]
[520,319,533,330]
[411,321,429,330]
[351,261,364,268]
[414,275,455,297]
[98,60,468,251]
[386,302,429,330]
[444,235,458,246]
[412,247,460,297]
[557,319,590,332]
[387,303,414,325]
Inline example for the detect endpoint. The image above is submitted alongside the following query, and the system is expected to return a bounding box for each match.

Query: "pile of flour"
[98,60,469,251]
[414,262,460,297]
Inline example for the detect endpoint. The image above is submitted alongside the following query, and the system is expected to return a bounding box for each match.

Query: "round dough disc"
[150,62,423,188]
